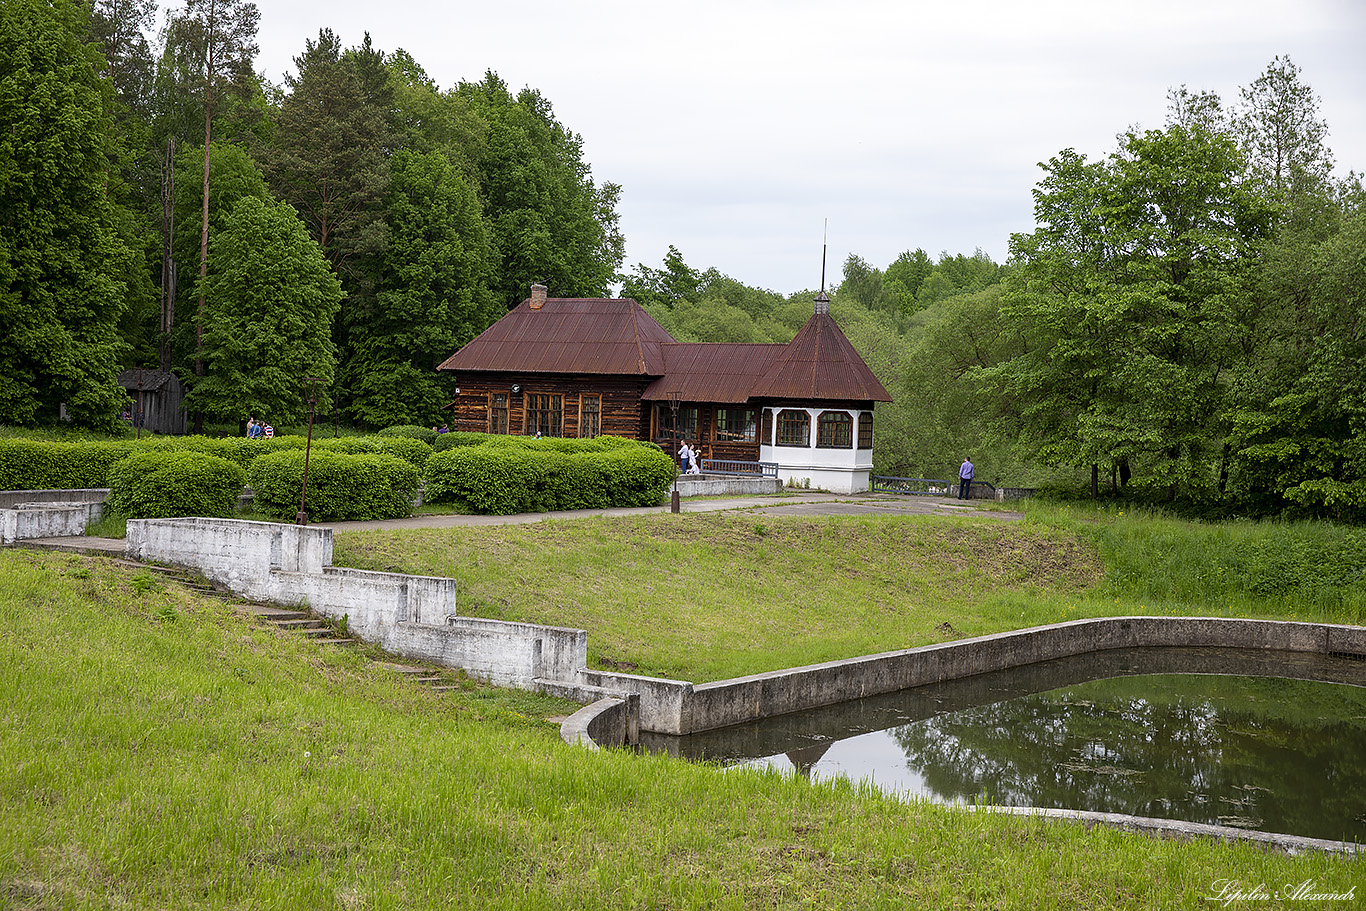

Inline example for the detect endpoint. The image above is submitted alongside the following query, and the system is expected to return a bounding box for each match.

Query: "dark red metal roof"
[641,344,785,403]
[749,313,893,402]
[436,297,675,376]
[437,298,892,404]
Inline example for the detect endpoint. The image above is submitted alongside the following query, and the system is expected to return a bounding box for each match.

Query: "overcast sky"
[245,0,1366,294]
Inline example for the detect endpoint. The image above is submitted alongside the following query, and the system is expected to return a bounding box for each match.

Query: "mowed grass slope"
[331,507,1366,682]
[2,546,1356,910]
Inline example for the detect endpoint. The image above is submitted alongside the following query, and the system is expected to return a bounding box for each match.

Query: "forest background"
[2,0,1364,521]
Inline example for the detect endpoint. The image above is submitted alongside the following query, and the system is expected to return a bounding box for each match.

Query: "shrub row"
[106,452,247,520]
[247,450,420,522]
[424,436,672,515]
[0,434,431,491]
[378,424,438,446]
[0,439,136,490]
[4,433,668,520]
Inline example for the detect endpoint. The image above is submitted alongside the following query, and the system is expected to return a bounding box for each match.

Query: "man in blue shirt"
[958,457,974,500]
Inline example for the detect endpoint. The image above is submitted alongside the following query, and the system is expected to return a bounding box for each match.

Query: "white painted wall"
[759,406,874,494]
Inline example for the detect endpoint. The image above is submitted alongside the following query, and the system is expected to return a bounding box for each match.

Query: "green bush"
[135,434,307,467]
[316,435,432,469]
[432,431,497,453]
[247,450,419,522]
[424,436,673,515]
[0,439,136,490]
[105,451,247,519]
[378,424,438,446]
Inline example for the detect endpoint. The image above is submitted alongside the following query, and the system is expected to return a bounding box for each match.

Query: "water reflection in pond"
[641,648,1366,842]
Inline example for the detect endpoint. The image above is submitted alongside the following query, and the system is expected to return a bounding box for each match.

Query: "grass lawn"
[4,504,1363,908]
[330,505,1366,682]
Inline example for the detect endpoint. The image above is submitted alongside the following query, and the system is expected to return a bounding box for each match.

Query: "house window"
[816,411,853,448]
[776,409,810,447]
[761,409,773,446]
[526,393,562,437]
[716,408,756,443]
[489,393,509,435]
[580,395,601,439]
[656,404,699,441]
[858,411,874,449]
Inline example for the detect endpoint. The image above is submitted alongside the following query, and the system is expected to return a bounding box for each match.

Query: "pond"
[640,647,1366,842]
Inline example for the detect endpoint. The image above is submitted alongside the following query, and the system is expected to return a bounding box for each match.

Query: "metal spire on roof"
[814,220,831,315]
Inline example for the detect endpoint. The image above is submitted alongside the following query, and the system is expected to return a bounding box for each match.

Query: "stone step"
[377,663,428,675]
[271,618,324,630]
[411,676,443,684]
[245,605,310,621]
[313,638,356,646]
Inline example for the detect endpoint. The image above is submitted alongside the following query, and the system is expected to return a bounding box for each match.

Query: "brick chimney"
[529,283,547,310]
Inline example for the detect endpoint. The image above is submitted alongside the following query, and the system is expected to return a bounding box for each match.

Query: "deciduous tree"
[0,0,138,427]
[182,196,341,424]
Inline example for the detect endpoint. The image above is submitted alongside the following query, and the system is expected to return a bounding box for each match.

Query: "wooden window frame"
[776,409,811,447]
[716,407,757,443]
[525,393,563,437]
[816,410,853,449]
[489,392,509,435]
[579,394,601,439]
[858,411,874,450]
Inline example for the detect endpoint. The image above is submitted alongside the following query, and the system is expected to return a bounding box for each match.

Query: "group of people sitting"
[246,417,274,439]
[677,441,703,475]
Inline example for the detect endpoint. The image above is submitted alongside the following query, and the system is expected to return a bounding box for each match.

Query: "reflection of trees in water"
[889,675,1366,841]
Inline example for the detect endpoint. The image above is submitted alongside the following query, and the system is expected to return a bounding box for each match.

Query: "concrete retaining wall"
[571,616,1366,737]
[124,517,585,687]
[676,476,783,497]
[0,488,109,509]
[1,499,105,544]
[561,694,640,749]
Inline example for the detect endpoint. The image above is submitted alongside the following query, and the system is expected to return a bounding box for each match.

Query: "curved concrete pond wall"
[563,616,1366,854]
[565,616,1366,740]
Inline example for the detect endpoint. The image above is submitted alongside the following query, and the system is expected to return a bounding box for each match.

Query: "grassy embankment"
[331,503,1366,681]
[3,505,1363,908]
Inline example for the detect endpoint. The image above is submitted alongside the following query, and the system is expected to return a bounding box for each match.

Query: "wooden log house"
[437,284,892,493]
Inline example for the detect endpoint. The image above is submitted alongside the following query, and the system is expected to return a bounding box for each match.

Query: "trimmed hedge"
[136,434,307,467]
[0,439,136,490]
[378,424,438,446]
[431,431,497,453]
[315,435,432,469]
[247,450,419,522]
[424,436,673,515]
[106,451,247,519]
[0,433,425,490]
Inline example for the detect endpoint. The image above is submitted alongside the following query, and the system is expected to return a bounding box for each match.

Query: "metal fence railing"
[700,459,779,478]
[871,476,1036,501]
[871,476,955,496]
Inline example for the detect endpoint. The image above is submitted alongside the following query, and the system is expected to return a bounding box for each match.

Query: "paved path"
[316,491,1022,532]
[10,492,1020,554]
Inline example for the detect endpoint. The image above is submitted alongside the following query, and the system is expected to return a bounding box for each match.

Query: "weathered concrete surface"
[123,517,585,687]
[976,806,1362,857]
[0,488,109,509]
[1,501,104,544]
[570,617,1366,738]
[674,476,783,497]
[561,694,640,749]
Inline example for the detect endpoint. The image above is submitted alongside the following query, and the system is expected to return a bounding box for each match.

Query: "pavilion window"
[526,393,562,437]
[489,392,509,435]
[816,410,853,449]
[776,409,811,447]
[858,411,874,450]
